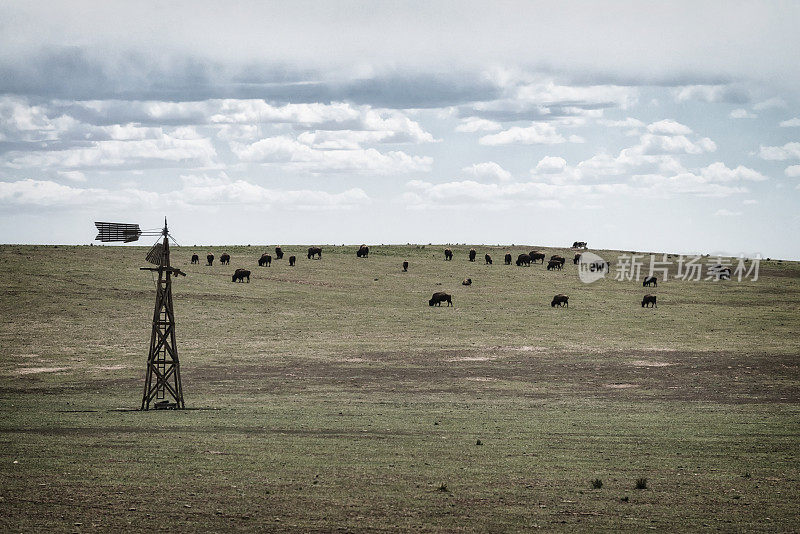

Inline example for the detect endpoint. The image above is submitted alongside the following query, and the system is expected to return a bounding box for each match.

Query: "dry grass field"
[1,243,799,532]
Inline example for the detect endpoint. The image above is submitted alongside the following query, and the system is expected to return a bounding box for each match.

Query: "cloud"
[700,162,767,182]
[742,199,758,205]
[0,176,371,211]
[646,119,693,135]
[779,118,800,127]
[57,170,87,182]
[637,133,716,155]
[534,156,567,174]
[455,117,502,133]
[461,161,512,182]
[599,118,644,128]
[479,122,569,146]
[785,165,800,178]
[714,209,741,217]
[759,142,800,161]
[753,97,786,110]
[673,85,749,103]
[231,136,432,174]
[729,109,757,119]
[632,173,748,197]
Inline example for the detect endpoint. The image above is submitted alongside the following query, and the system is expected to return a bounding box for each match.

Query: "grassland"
[1,243,798,532]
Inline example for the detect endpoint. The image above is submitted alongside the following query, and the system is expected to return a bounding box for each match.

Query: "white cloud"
[742,199,758,205]
[461,161,512,182]
[673,85,748,103]
[753,97,786,110]
[779,118,800,127]
[479,122,568,146]
[534,156,567,174]
[729,109,757,119]
[646,119,693,136]
[231,136,432,174]
[700,162,767,182]
[637,133,716,155]
[759,142,800,161]
[455,117,502,133]
[714,209,742,217]
[58,171,87,182]
[599,118,644,129]
[632,173,748,197]
[785,165,800,178]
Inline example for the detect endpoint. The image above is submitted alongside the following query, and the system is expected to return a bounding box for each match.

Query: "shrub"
[591,479,603,489]
[635,477,648,490]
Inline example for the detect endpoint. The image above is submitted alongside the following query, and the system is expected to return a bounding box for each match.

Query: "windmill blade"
[145,242,166,265]
[95,222,142,243]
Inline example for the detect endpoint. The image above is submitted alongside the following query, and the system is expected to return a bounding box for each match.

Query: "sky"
[1,1,799,258]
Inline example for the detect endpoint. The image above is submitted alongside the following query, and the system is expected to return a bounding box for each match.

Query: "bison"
[288,255,296,266]
[275,246,284,260]
[206,253,214,266]
[220,253,230,265]
[643,276,657,287]
[550,254,566,267]
[485,254,492,265]
[191,254,199,264]
[573,253,582,265]
[356,245,369,258]
[232,268,250,283]
[444,248,453,261]
[469,249,476,262]
[642,294,657,308]
[516,254,531,266]
[307,247,322,260]
[462,278,472,286]
[429,292,453,307]
[258,254,272,267]
[530,251,546,264]
[572,241,588,249]
[547,259,563,271]
[402,261,408,272]
[504,253,512,265]
[551,294,569,307]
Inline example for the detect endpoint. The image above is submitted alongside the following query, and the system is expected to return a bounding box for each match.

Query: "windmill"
[95,218,186,410]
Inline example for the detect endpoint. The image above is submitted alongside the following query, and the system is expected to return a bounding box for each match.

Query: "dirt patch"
[630,360,671,367]
[446,356,497,362]
[14,367,69,375]
[605,383,639,389]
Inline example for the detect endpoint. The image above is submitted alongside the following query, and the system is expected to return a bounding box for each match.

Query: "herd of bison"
[187,242,660,309]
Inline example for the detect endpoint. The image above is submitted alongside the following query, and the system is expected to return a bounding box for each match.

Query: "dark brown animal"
[288,255,296,266]
[232,268,250,283]
[547,259,562,270]
[258,254,271,267]
[504,253,512,265]
[462,278,472,286]
[402,261,408,272]
[643,276,657,287]
[307,247,322,259]
[573,253,582,265]
[206,253,214,266]
[356,245,369,258]
[469,249,476,262]
[642,294,657,308]
[429,292,452,306]
[551,294,569,307]
[220,253,230,265]
[530,251,546,264]
[444,248,453,261]
[550,254,566,267]
[485,254,492,265]
[516,254,531,266]
[191,254,199,264]
[572,241,587,249]
[275,246,284,260]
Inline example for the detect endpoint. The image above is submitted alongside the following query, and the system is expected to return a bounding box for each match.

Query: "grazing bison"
[485,254,492,265]
[469,249,476,262]
[504,253,512,265]
[275,246,284,260]
[288,255,296,266]
[462,278,472,286]
[258,254,272,267]
[307,247,322,260]
[232,269,250,283]
[444,248,453,261]
[429,292,453,307]
[643,276,657,287]
[573,253,582,265]
[356,245,369,258]
[516,254,531,266]
[547,259,563,271]
[402,261,408,272]
[530,251,546,264]
[220,253,230,265]
[642,294,657,308]
[708,264,731,280]
[551,294,569,307]
[206,253,214,266]
[191,254,199,264]
[572,241,588,249]
[550,254,566,267]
